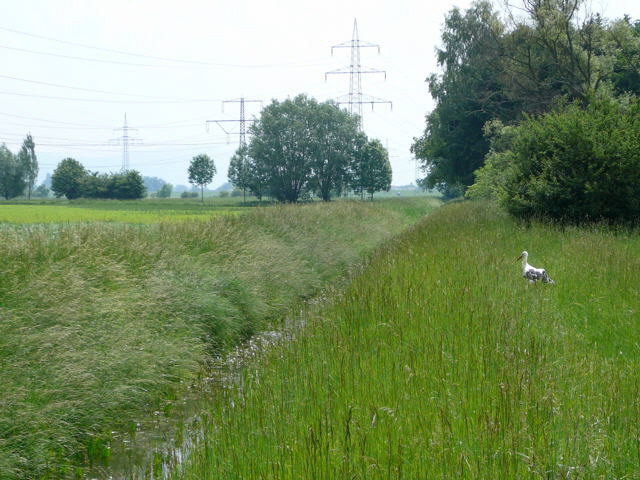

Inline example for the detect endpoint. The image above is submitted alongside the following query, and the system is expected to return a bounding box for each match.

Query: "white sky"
[1,0,638,189]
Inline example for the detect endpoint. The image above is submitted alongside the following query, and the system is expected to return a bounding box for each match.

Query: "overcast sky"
[1,0,638,189]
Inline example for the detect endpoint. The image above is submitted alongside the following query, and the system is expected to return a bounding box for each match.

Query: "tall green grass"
[0,198,438,479]
[177,201,640,479]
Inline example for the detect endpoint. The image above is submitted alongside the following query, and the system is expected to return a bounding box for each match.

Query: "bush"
[219,190,230,198]
[157,183,173,198]
[32,184,50,198]
[470,95,640,223]
[466,120,518,201]
[180,191,198,198]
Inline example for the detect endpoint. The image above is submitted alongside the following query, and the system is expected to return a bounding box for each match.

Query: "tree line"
[0,134,38,200]
[50,158,146,200]
[3,95,391,203]
[412,0,640,222]
[228,95,392,202]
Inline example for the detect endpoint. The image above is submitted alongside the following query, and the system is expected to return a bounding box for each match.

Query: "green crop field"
[176,201,640,479]
[0,197,439,479]
[0,198,248,224]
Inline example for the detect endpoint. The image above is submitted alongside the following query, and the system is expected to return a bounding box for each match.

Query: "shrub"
[470,95,640,223]
[180,191,198,198]
[157,183,173,198]
[466,120,518,201]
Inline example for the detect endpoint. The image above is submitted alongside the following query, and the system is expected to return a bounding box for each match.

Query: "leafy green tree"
[79,172,109,198]
[308,101,360,201]
[610,17,640,95]
[500,0,626,111]
[414,0,637,195]
[17,134,37,200]
[411,1,509,194]
[248,96,315,202]
[465,120,518,200]
[108,170,146,199]
[32,184,50,198]
[0,144,25,200]
[188,154,216,202]
[248,95,361,202]
[51,158,87,199]
[142,176,166,193]
[351,137,392,200]
[228,145,251,201]
[157,183,173,198]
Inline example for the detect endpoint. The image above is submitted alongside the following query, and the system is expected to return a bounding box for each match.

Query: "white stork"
[517,251,555,284]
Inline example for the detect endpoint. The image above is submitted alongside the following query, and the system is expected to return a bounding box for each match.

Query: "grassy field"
[0,197,439,479]
[176,201,640,479]
[0,198,249,224]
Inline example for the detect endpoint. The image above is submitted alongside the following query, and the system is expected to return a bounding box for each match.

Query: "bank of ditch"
[0,197,440,479]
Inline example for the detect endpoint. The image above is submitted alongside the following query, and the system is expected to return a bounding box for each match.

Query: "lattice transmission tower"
[326,19,392,129]
[206,97,262,148]
[111,113,141,171]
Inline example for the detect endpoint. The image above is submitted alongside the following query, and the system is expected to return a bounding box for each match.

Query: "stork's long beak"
[517,253,523,261]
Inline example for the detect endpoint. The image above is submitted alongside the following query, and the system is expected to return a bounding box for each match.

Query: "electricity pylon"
[206,97,262,148]
[111,113,141,171]
[326,19,392,129]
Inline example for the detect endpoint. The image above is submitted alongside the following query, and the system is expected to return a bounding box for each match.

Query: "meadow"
[0,198,248,224]
[175,201,640,479]
[0,197,439,479]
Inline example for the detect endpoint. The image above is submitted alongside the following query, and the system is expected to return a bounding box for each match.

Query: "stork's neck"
[521,253,529,270]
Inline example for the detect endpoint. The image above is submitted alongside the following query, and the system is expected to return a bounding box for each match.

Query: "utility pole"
[111,113,141,171]
[206,97,262,148]
[326,19,392,129]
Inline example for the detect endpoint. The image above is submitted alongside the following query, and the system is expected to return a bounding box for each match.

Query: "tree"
[188,154,216,202]
[157,183,173,198]
[413,0,635,195]
[106,170,146,199]
[228,145,251,202]
[248,96,315,202]
[17,134,37,200]
[411,1,509,194]
[143,176,167,193]
[0,144,25,200]
[51,158,87,199]
[465,120,519,200]
[32,184,50,198]
[248,95,361,202]
[351,137,392,200]
[79,172,110,198]
[308,101,360,201]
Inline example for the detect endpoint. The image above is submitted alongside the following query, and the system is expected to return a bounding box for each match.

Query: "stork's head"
[517,250,528,261]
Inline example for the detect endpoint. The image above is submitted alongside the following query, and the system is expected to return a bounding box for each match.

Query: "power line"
[0,73,223,102]
[0,44,165,67]
[0,111,217,130]
[206,97,262,147]
[0,28,331,69]
[0,89,220,104]
[325,19,392,129]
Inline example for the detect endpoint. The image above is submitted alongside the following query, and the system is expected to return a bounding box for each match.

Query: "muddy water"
[83,320,299,480]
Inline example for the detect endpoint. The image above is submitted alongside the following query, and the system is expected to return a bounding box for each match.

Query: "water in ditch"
[81,314,303,480]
